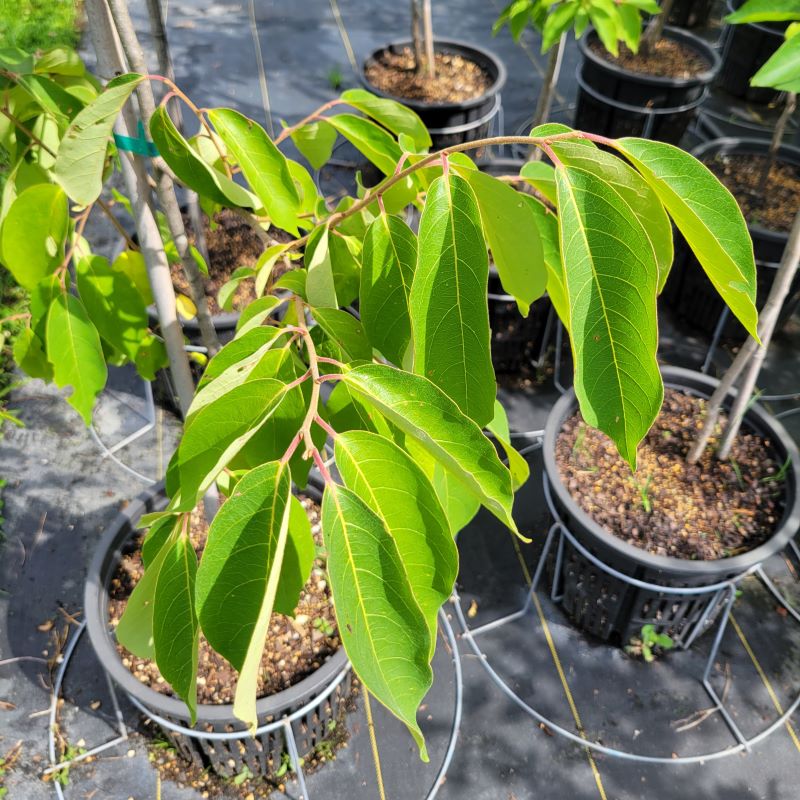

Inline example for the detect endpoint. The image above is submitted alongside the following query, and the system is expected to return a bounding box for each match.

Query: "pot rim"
[578,26,721,88]
[360,38,507,113]
[690,137,800,249]
[84,478,348,726]
[542,365,800,577]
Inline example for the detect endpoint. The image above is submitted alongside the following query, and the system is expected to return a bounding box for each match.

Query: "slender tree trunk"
[84,0,196,417]
[758,92,796,199]
[107,0,221,357]
[640,0,675,57]
[529,34,566,160]
[716,208,800,458]
[411,0,424,75]
[422,0,436,80]
[143,0,210,270]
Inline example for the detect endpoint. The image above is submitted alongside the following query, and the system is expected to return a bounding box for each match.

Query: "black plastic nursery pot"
[720,0,787,105]
[85,480,352,780]
[477,158,553,375]
[664,138,800,339]
[360,39,507,150]
[542,366,800,648]
[573,27,721,145]
[669,0,714,29]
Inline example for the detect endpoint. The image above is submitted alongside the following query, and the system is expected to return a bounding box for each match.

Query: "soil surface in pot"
[172,209,293,315]
[588,38,709,80]
[108,494,340,704]
[556,389,787,560]
[365,47,491,103]
[706,153,800,234]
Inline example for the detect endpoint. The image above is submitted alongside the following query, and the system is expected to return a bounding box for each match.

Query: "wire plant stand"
[45,606,462,800]
[454,465,800,765]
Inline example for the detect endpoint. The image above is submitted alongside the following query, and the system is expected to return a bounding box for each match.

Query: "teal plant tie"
[113,120,159,157]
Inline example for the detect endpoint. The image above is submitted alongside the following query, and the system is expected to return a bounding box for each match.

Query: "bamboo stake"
[84,0,195,417]
[107,0,221,357]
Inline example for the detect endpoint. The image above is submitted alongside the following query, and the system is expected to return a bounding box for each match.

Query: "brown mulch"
[590,37,710,80]
[706,153,800,234]
[108,495,340,705]
[365,47,491,103]
[555,389,787,560]
[171,209,294,315]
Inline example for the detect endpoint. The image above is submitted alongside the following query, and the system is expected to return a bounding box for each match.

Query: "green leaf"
[617,4,643,53]
[325,381,394,437]
[305,227,338,308]
[116,517,180,659]
[0,183,68,290]
[487,401,530,491]
[76,255,148,362]
[410,173,495,426]
[176,378,289,507]
[201,325,284,383]
[322,482,431,760]
[725,0,800,23]
[340,89,431,150]
[281,495,316,615]
[112,249,153,305]
[154,534,199,723]
[142,515,179,568]
[16,74,82,121]
[134,334,168,382]
[149,106,257,209]
[519,160,557,205]
[235,295,284,336]
[313,308,372,361]
[555,165,662,469]
[328,114,404,175]
[273,269,307,299]
[360,214,416,366]
[195,461,294,730]
[255,244,292,297]
[751,35,800,90]
[46,293,108,424]
[335,430,458,659]
[53,73,144,205]
[460,167,547,316]
[208,108,301,235]
[12,327,52,381]
[616,138,758,340]
[290,119,338,170]
[519,195,568,325]
[340,363,519,534]
[34,46,86,76]
[549,139,673,292]
[542,2,577,51]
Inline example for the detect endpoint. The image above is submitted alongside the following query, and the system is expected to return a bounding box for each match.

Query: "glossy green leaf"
[34,46,86,76]
[335,430,458,659]
[305,227,338,308]
[519,160,557,205]
[235,295,284,336]
[208,108,301,234]
[340,89,431,150]
[195,461,294,730]
[328,114,404,175]
[290,119,338,170]
[12,327,52,381]
[150,106,257,208]
[201,325,284,384]
[461,167,547,316]
[616,138,758,339]
[112,249,153,305]
[116,517,180,659]
[340,363,519,534]
[555,165,662,469]
[134,334,168,382]
[313,308,372,361]
[360,214,416,366]
[487,401,530,491]
[519,195,567,325]
[325,382,394,438]
[549,139,673,292]
[176,378,289,507]
[410,173,495,426]
[0,183,68,290]
[154,534,199,723]
[542,2,577,51]
[281,495,316,614]
[751,35,800,90]
[76,255,148,362]
[46,293,107,424]
[54,73,144,205]
[430,461,480,534]
[725,0,800,23]
[322,482,431,760]
[255,244,292,297]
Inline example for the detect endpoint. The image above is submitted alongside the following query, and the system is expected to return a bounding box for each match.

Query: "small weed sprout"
[626,624,674,663]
